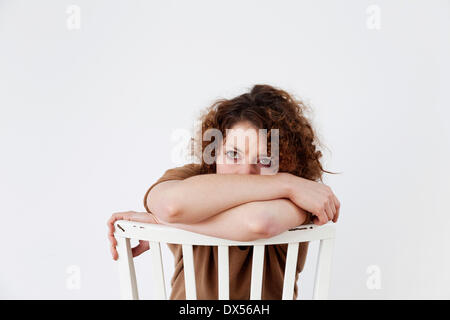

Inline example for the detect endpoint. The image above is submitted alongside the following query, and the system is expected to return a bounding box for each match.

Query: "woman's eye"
[226,151,240,160]
[259,157,272,167]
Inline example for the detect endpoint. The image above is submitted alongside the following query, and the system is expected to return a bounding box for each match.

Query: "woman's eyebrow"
[226,145,243,153]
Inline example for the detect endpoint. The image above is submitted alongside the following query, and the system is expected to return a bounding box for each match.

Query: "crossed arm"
[161,198,308,242]
[108,172,340,259]
[146,173,309,240]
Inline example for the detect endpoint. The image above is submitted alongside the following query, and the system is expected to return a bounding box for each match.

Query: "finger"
[332,196,340,222]
[333,210,339,223]
[110,245,118,260]
[325,202,334,221]
[108,222,117,235]
[332,203,339,222]
[312,215,321,225]
[107,212,129,233]
[107,214,121,233]
[108,233,117,247]
[107,216,115,233]
[328,199,337,220]
[330,198,337,215]
[315,216,326,226]
[313,210,327,226]
[320,208,329,225]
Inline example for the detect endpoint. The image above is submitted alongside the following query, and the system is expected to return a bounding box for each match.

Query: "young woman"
[107,84,340,299]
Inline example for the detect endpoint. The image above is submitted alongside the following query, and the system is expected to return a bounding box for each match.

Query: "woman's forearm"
[158,201,264,241]
[256,199,309,236]
[158,199,308,242]
[147,173,291,224]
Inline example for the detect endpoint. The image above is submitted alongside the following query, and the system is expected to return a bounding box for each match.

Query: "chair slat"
[182,244,197,299]
[116,237,139,299]
[282,242,299,300]
[150,241,167,299]
[250,245,265,300]
[313,238,335,299]
[218,245,229,300]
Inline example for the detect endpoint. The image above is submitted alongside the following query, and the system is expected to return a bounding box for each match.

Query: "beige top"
[143,163,310,300]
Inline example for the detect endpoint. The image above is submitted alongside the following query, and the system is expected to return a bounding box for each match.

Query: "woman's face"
[216,121,270,175]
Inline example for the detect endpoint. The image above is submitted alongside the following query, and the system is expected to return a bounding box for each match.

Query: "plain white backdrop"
[0,0,449,299]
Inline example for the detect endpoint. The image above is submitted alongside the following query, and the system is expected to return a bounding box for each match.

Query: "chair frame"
[113,220,336,300]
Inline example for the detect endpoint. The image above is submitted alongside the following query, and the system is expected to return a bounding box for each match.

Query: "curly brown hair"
[190,84,336,182]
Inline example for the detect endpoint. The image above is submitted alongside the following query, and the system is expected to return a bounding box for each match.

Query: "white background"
[0,0,449,299]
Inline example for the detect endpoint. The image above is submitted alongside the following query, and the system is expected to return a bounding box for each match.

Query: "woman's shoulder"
[162,163,204,179]
[181,163,203,173]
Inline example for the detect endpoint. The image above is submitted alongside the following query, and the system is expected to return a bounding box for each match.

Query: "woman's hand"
[280,173,341,225]
[107,210,158,260]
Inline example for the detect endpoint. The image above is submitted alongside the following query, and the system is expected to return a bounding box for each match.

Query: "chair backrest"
[113,220,336,300]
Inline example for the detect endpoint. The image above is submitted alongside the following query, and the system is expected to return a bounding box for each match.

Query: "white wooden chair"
[113,220,336,300]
